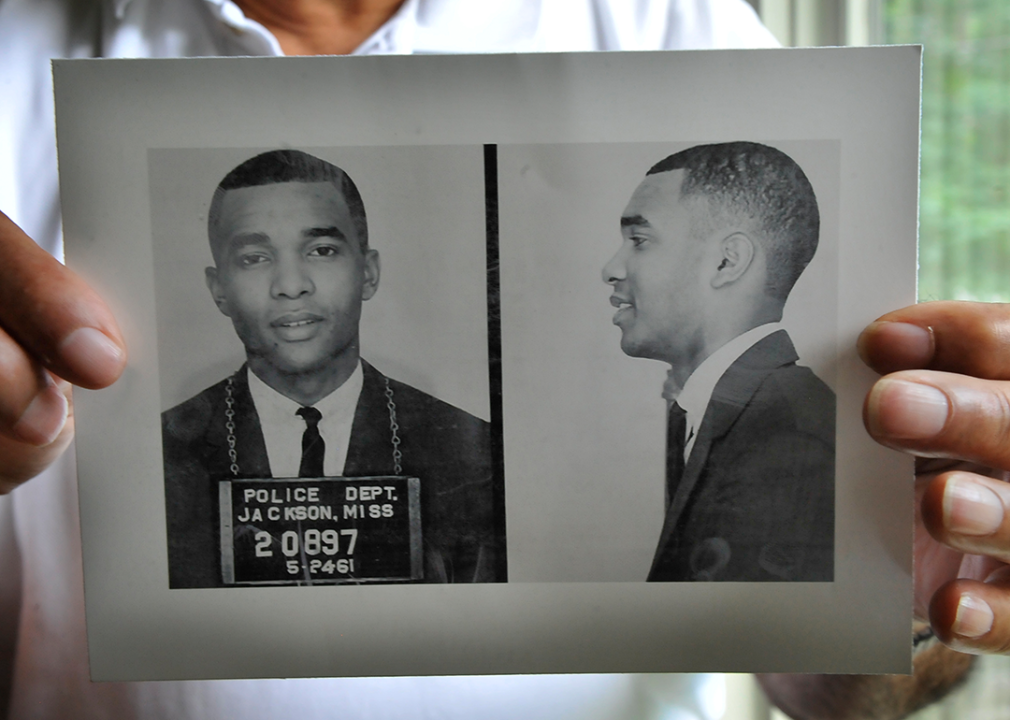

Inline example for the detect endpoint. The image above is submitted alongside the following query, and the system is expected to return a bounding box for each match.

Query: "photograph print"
[149,146,505,588]
[499,140,837,583]
[57,49,920,678]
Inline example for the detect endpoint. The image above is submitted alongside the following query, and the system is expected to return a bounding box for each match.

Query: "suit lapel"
[648,331,800,577]
[343,361,396,477]
[204,366,272,479]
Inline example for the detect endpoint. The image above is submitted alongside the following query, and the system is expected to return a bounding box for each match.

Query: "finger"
[864,369,1010,467]
[0,324,68,447]
[0,211,125,389]
[914,474,967,620]
[0,379,75,493]
[930,574,1010,654]
[921,472,1010,563]
[857,301,1010,378]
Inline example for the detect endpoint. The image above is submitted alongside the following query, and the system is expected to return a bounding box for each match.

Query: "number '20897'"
[253,528,359,575]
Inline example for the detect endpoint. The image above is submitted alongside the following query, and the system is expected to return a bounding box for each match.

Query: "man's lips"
[270,313,325,339]
[610,295,634,325]
[271,312,324,327]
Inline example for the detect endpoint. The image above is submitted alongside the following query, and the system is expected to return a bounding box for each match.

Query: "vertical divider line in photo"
[484,143,508,582]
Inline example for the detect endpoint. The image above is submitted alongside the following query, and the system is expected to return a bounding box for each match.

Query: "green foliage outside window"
[885,0,1010,301]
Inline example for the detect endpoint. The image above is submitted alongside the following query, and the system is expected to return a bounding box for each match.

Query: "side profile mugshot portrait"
[603,141,835,582]
[160,149,499,588]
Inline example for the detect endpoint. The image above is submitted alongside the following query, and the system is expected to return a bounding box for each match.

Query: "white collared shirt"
[247,362,363,478]
[668,322,782,461]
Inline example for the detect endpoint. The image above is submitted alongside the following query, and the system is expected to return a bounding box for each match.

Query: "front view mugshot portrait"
[161,149,499,587]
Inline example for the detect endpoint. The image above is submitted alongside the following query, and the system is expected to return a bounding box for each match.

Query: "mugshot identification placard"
[53,47,920,680]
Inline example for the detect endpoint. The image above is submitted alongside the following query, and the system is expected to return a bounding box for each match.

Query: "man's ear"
[361,249,381,302]
[205,266,231,317]
[711,232,755,288]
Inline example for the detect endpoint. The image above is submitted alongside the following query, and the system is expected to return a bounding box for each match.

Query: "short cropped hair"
[207,149,368,260]
[648,142,819,301]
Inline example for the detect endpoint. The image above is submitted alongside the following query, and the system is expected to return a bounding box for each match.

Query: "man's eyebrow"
[228,232,271,249]
[303,226,349,241]
[621,215,650,228]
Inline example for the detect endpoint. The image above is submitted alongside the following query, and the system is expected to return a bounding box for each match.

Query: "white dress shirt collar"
[668,323,782,461]
[247,362,364,477]
[355,0,420,55]
[112,0,422,55]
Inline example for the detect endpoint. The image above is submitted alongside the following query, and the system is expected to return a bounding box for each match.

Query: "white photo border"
[54,48,920,680]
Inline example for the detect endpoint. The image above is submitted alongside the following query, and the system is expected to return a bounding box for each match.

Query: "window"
[758,0,1010,301]
[885,0,1010,300]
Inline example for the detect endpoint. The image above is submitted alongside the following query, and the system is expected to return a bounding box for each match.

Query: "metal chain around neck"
[225,376,240,477]
[224,370,402,477]
[383,376,403,475]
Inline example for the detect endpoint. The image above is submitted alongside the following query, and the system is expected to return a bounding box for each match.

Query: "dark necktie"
[296,406,325,478]
[666,402,688,507]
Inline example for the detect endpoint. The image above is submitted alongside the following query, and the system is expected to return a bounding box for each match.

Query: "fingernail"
[12,380,69,446]
[867,378,949,438]
[858,321,934,365]
[952,593,993,639]
[60,327,123,373]
[984,565,1010,584]
[944,476,1004,536]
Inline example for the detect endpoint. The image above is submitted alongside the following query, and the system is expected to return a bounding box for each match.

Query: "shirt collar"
[353,0,419,55]
[113,0,420,55]
[197,0,419,56]
[411,0,540,54]
[314,361,364,420]
[671,323,783,422]
[247,361,364,426]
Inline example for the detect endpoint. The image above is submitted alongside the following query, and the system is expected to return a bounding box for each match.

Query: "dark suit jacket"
[648,330,835,582]
[162,361,500,587]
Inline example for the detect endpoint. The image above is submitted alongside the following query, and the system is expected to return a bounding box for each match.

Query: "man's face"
[206,181,379,377]
[602,170,712,366]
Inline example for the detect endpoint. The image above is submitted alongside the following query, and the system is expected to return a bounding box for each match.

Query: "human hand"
[860,300,1010,653]
[0,211,126,493]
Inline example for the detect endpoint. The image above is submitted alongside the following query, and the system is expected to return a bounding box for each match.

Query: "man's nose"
[271,256,313,298]
[602,244,627,285]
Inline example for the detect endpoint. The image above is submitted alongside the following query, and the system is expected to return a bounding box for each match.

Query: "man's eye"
[237,253,270,267]
[309,245,340,258]
[630,235,649,248]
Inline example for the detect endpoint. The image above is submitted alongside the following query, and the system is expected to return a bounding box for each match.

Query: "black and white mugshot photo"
[149,146,504,588]
[499,141,838,583]
[58,49,919,678]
